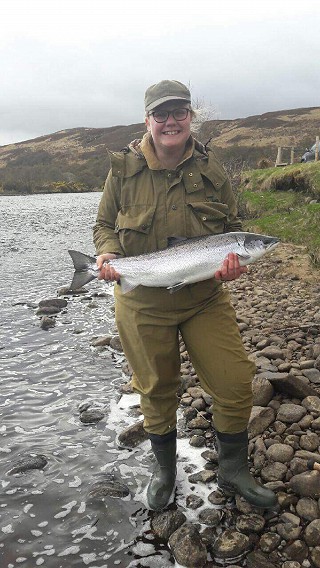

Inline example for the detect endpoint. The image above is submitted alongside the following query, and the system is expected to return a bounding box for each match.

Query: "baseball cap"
[144,80,191,112]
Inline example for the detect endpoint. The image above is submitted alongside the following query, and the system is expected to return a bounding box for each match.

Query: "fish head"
[242,233,280,263]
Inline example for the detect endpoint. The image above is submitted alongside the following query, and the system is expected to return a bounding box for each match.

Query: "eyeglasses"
[149,108,190,123]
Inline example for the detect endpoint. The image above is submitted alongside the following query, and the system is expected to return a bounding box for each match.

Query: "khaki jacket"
[93,133,242,257]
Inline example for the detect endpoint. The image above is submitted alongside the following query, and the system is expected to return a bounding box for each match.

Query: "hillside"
[0,106,319,194]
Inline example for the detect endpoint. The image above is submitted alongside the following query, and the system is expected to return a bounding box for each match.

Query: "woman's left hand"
[214,252,248,281]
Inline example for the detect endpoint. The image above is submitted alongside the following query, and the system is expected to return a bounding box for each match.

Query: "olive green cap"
[144,80,191,112]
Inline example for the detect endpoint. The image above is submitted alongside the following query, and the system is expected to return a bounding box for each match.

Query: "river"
[0,193,211,568]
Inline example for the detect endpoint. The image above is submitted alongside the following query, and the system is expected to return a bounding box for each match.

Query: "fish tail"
[68,250,96,290]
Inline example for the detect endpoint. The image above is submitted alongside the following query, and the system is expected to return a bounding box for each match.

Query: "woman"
[93,80,277,511]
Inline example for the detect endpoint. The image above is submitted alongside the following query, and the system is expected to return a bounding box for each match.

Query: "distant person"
[93,80,277,511]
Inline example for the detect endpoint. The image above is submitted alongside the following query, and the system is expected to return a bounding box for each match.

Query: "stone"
[185,494,204,509]
[36,305,61,315]
[8,454,48,475]
[235,514,265,534]
[38,298,68,308]
[198,508,221,526]
[258,532,281,553]
[109,335,123,352]
[265,443,294,463]
[311,547,320,568]
[90,335,112,347]
[40,315,55,329]
[151,510,186,540]
[259,346,285,360]
[276,403,307,423]
[187,416,211,429]
[117,420,148,448]
[80,409,105,424]
[248,406,275,438]
[303,368,320,384]
[302,396,320,416]
[252,377,274,406]
[246,551,275,568]
[276,512,301,541]
[211,528,249,561]
[299,432,319,451]
[267,373,318,399]
[282,540,308,563]
[261,461,287,482]
[87,474,130,499]
[169,523,207,568]
[289,471,320,498]
[304,519,320,546]
[296,497,319,520]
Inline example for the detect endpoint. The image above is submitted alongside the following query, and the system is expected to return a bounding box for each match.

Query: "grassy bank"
[238,162,320,265]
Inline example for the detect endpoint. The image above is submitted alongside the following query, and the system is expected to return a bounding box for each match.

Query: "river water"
[0,193,211,568]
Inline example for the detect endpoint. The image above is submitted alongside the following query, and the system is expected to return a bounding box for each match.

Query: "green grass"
[239,162,320,265]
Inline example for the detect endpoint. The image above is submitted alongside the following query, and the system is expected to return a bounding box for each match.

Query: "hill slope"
[1,106,319,193]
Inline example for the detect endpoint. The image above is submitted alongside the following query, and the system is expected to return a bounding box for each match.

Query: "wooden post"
[315,136,319,162]
[276,146,282,166]
[290,147,294,164]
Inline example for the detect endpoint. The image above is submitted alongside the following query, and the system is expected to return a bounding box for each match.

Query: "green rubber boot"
[216,430,277,509]
[147,430,177,511]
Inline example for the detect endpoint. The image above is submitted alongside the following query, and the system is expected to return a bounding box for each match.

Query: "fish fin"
[68,250,96,270]
[237,253,251,261]
[167,236,187,247]
[68,250,96,290]
[119,278,138,294]
[70,272,96,290]
[167,282,187,293]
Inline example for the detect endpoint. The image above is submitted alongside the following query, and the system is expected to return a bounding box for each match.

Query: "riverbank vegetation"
[238,161,320,265]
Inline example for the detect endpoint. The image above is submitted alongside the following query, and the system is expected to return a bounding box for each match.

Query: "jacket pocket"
[187,201,229,236]
[115,205,156,256]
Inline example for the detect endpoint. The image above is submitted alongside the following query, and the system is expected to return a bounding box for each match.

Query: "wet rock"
[188,469,216,483]
[289,471,320,498]
[38,298,68,308]
[57,285,86,295]
[117,420,148,448]
[40,315,55,329]
[246,551,276,568]
[235,513,265,534]
[248,406,275,438]
[8,454,48,475]
[80,409,105,424]
[189,435,206,447]
[109,335,123,352]
[276,403,307,423]
[299,432,319,451]
[276,512,301,540]
[187,416,211,429]
[208,489,229,507]
[88,474,130,499]
[198,508,221,526]
[186,494,204,509]
[282,540,308,563]
[90,335,112,347]
[151,510,186,540]
[212,528,250,562]
[258,531,281,553]
[281,562,301,568]
[311,547,320,568]
[169,523,207,567]
[36,305,61,315]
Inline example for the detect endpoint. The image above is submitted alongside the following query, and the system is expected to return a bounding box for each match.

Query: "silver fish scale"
[108,233,248,288]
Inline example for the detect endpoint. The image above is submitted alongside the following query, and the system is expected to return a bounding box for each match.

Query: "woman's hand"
[96,253,121,282]
[214,252,248,281]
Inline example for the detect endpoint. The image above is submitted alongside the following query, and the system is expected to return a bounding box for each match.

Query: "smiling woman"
[92,79,278,513]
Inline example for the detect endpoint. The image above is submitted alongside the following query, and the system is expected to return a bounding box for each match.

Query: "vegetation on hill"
[0,106,319,194]
[238,162,320,265]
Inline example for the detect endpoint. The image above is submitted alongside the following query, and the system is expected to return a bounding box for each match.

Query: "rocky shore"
[115,244,320,568]
[37,243,320,567]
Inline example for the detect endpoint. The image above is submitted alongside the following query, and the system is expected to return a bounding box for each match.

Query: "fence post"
[290,147,294,164]
[276,147,282,166]
[315,136,319,162]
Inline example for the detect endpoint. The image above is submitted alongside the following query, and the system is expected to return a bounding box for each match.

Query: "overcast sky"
[1,0,319,146]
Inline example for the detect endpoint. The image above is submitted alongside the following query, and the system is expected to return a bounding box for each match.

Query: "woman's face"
[145,100,192,154]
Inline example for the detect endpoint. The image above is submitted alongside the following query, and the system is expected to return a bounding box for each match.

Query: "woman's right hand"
[96,253,121,282]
